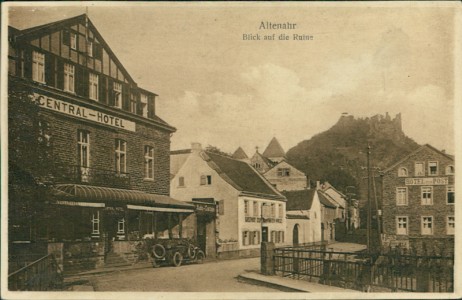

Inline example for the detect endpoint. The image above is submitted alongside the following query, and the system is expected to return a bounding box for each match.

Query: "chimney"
[191,142,202,153]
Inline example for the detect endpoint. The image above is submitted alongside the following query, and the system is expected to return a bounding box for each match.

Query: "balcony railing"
[55,165,131,189]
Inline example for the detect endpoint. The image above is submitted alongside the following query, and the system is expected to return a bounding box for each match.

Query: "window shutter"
[94,43,102,60]
[257,231,260,244]
[148,95,155,119]
[108,79,114,106]
[56,60,64,90]
[62,30,70,46]
[136,91,142,115]
[24,48,32,80]
[82,69,89,98]
[100,76,107,104]
[45,53,55,87]
[122,84,130,111]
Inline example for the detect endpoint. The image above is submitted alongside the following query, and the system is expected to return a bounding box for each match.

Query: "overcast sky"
[7,3,457,156]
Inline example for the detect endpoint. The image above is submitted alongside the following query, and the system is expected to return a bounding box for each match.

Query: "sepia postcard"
[1,1,461,300]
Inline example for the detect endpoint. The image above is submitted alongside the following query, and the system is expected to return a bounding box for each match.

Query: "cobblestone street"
[88,257,280,292]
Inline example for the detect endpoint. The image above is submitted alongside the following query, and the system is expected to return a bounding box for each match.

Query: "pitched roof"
[254,151,276,168]
[11,14,175,132]
[12,14,137,85]
[203,151,285,200]
[382,144,454,173]
[232,147,248,159]
[283,189,316,210]
[262,137,286,158]
[317,191,338,208]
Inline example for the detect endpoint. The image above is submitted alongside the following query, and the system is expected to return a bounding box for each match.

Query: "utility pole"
[367,145,371,253]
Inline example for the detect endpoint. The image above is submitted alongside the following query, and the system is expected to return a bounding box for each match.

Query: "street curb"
[237,274,308,292]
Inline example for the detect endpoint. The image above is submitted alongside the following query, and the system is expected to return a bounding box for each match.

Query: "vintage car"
[149,238,205,267]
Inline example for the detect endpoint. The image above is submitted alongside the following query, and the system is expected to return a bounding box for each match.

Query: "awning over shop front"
[53,184,194,211]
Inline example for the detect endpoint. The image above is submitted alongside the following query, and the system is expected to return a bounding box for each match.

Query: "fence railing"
[273,247,454,292]
[8,254,63,291]
[55,164,131,189]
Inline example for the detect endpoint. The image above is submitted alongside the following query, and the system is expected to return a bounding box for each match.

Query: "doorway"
[293,224,300,246]
[262,226,268,242]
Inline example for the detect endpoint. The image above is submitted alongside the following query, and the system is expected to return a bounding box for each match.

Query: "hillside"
[286,113,420,195]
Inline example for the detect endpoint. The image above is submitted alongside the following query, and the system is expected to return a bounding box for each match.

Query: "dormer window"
[398,167,408,177]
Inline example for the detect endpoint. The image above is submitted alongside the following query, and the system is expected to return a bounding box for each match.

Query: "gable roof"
[13,14,136,85]
[317,190,338,208]
[283,189,316,211]
[264,160,306,176]
[321,182,346,198]
[262,137,286,158]
[203,151,285,200]
[382,144,454,174]
[232,147,248,159]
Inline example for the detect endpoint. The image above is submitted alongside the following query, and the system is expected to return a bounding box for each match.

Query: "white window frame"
[113,82,122,108]
[130,93,137,113]
[396,216,408,235]
[78,130,90,168]
[447,185,455,205]
[396,187,408,206]
[447,216,455,235]
[277,168,290,177]
[89,72,99,101]
[144,145,154,179]
[415,162,425,177]
[446,165,455,175]
[398,167,408,177]
[141,93,148,117]
[428,161,438,176]
[421,216,433,235]
[244,200,249,217]
[32,51,45,83]
[117,218,125,235]
[242,231,249,246]
[70,33,77,50]
[421,186,433,205]
[64,63,75,93]
[115,139,127,174]
[92,211,100,235]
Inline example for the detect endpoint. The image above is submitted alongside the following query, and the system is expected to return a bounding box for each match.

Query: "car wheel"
[195,250,205,264]
[152,244,166,259]
[172,251,183,267]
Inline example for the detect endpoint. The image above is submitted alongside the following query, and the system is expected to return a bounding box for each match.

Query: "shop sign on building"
[405,177,448,186]
[33,93,136,132]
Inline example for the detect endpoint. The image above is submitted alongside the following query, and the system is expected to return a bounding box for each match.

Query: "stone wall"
[381,146,455,253]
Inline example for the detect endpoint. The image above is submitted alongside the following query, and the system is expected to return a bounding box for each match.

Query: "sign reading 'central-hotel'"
[34,93,136,132]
